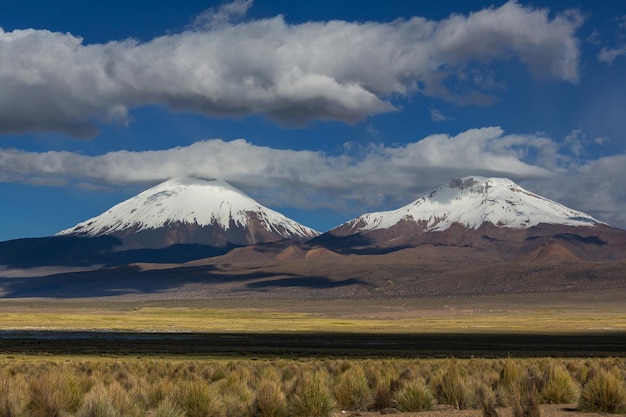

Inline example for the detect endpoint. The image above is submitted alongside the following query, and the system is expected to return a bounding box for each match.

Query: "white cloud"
[598,46,626,64]
[0,1,582,137]
[529,155,626,228]
[594,136,610,145]
[563,128,586,158]
[430,107,452,122]
[0,127,555,207]
[193,0,254,29]
[4,126,625,227]
[598,15,626,64]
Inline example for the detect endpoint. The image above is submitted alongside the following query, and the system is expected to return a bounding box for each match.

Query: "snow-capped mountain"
[336,176,600,234]
[58,177,319,249]
[317,177,623,258]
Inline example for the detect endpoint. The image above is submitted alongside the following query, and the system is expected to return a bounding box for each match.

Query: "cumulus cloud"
[4,126,625,227]
[529,155,626,228]
[0,1,582,137]
[0,127,558,208]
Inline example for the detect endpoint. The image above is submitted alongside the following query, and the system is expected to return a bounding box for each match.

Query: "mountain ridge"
[57,177,319,249]
[331,176,600,236]
[2,175,625,269]
[1,175,626,299]
[311,176,625,261]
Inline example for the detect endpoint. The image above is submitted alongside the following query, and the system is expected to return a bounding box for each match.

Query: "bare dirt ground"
[331,404,617,417]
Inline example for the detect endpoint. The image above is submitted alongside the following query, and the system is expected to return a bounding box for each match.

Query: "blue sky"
[1,0,626,241]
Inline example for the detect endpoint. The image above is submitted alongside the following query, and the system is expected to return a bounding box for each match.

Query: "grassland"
[1,356,625,416]
[1,291,625,333]
[1,292,625,415]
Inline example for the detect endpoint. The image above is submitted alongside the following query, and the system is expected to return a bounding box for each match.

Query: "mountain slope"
[335,177,600,234]
[58,177,319,249]
[317,177,626,260]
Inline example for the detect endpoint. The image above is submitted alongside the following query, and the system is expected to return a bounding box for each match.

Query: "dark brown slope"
[314,222,626,261]
[2,243,626,299]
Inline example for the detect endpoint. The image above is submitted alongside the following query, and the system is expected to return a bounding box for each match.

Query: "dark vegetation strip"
[1,331,625,358]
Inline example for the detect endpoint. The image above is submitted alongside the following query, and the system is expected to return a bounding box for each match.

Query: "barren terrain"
[1,244,625,300]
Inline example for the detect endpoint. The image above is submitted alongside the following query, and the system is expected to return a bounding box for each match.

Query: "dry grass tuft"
[289,373,335,417]
[512,371,541,417]
[248,381,288,417]
[540,363,578,404]
[174,381,223,417]
[393,380,435,412]
[579,369,626,414]
[333,363,372,411]
[76,385,118,417]
[435,360,474,410]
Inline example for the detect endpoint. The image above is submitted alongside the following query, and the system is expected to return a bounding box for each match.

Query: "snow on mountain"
[338,176,601,233]
[58,177,319,244]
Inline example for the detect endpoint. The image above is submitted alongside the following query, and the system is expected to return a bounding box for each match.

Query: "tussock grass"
[435,360,475,409]
[76,385,118,417]
[173,381,223,417]
[393,380,435,412]
[2,356,626,417]
[154,400,186,417]
[540,363,578,404]
[0,373,28,417]
[289,373,335,417]
[579,369,626,414]
[476,385,499,417]
[248,381,288,417]
[333,363,372,411]
[27,371,71,417]
[512,370,541,417]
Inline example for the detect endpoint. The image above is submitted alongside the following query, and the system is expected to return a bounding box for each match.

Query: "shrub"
[333,364,372,411]
[540,365,578,404]
[289,374,335,417]
[393,381,435,412]
[579,370,626,414]
[248,381,287,417]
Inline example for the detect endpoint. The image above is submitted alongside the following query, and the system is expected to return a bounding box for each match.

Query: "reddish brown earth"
[2,240,624,300]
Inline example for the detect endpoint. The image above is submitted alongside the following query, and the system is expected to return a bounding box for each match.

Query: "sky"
[1,0,626,241]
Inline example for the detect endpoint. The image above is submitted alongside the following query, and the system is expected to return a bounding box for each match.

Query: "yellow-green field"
[1,293,625,333]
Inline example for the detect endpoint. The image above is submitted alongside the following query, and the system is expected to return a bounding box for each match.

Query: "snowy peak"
[342,176,600,233]
[58,177,319,245]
